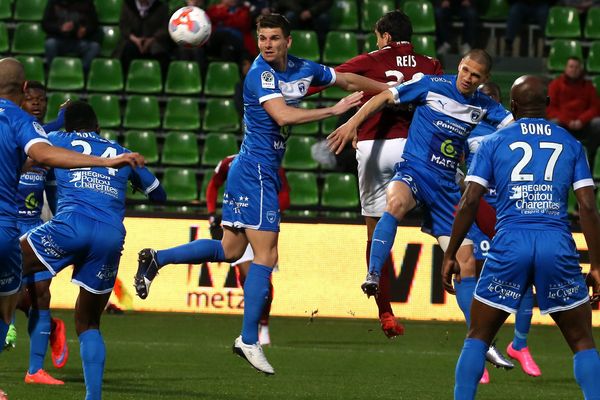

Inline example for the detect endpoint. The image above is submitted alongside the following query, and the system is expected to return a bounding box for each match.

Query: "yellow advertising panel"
[48,217,598,325]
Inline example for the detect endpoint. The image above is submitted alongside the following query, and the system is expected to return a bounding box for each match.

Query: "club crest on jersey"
[298,82,306,94]
[470,109,482,122]
[32,121,48,137]
[261,71,275,89]
[266,211,277,223]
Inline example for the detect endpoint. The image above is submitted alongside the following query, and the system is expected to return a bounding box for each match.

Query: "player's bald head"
[0,57,25,97]
[478,82,501,103]
[510,75,548,119]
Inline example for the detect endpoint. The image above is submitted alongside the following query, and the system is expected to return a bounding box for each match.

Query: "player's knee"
[385,196,407,220]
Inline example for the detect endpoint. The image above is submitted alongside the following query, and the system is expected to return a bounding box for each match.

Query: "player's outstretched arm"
[28,142,145,169]
[575,186,600,302]
[334,72,390,95]
[327,89,395,155]
[442,181,487,294]
[262,91,363,127]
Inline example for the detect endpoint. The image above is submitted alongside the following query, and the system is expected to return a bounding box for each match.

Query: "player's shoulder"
[0,99,35,124]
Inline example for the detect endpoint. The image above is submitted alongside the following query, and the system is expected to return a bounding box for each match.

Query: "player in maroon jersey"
[206,154,290,345]
[315,10,443,338]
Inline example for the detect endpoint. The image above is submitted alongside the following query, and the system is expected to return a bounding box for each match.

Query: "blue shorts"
[475,229,588,315]
[222,156,281,232]
[470,224,492,261]
[26,212,124,294]
[0,224,22,295]
[18,219,54,284]
[394,160,476,239]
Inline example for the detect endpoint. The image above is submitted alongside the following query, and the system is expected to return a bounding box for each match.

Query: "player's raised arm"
[327,88,396,154]
[27,142,145,169]
[262,91,363,127]
[334,72,390,95]
[441,181,487,294]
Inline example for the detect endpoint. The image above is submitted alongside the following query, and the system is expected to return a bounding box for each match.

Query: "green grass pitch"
[0,310,592,399]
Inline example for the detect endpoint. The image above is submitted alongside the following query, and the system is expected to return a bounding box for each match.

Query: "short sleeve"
[484,100,513,129]
[389,73,428,105]
[309,60,335,87]
[573,142,594,190]
[18,118,52,155]
[247,67,283,104]
[465,137,495,189]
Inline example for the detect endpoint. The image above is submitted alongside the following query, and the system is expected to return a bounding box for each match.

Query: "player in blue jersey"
[464,82,541,377]
[0,58,144,400]
[13,81,71,385]
[134,13,389,375]
[19,100,165,400]
[328,50,513,364]
[443,75,600,400]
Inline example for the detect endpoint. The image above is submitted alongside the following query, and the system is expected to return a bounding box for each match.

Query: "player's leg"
[357,138,405,336]
[363,180,416,296]
[75,288,111,400]
[232,229,277,375]
[455,299,510,400]
[507,286,541,376]
[135,226,248,299]
[0,226,25,355]
[235,249,273,345]
[24,278,64,384]
[536,230,599,397]
[550,303,600,398]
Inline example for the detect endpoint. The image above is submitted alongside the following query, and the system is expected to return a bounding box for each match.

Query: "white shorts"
[231,244,254,266]
[356,138,406,217]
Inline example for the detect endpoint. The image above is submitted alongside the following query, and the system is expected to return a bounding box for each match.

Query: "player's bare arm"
[575,186,600,302]
[442,181,487,294]
[262,91,363,126]
[27,142,145,169]
[327,89,395,154]
[334,72,390,94]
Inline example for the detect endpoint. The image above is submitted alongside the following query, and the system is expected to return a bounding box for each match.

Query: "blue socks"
[455,338,487,400]
[0,319,8,355]
[454,277,477,328]
[574,349,600,400]
[156,239,225,267]
[369,212,399,275]
[241,263,273,344]
[513,287,534,350]
[28,309,51,374]
[79,329,105,400]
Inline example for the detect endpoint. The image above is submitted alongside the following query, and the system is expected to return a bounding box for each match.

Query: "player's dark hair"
[24,80,45,92]
[464,49,493,74]
[64,100,98,132]
[257,13,291,37]
[375,10,412,42]
[567,56,582,65]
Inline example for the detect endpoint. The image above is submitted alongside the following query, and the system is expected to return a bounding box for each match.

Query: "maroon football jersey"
[336,42,443,141]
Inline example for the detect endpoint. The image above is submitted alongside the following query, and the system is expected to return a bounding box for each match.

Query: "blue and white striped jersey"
[241,54,335,167]
[388,74,513,179]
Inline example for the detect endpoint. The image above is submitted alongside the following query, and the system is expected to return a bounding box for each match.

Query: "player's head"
[21,81,47,122]
[257,14,291,69]
[374,10,412,49]
[564,56,584,80]
[0,57,26,104]
[477,82,501,103]
[510,75,548,119]
[64,100,99,133]
[456,49,492,95]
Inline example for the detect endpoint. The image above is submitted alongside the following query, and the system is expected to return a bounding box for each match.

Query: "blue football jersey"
[389,74,513,179]
[241,54,335,167]
[0,99,51,225]
[48,131,159,232]
[16,167,49,221]
[466,118,593,232]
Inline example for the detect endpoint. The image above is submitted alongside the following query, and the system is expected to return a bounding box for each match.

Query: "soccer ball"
[168,6,212,47]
